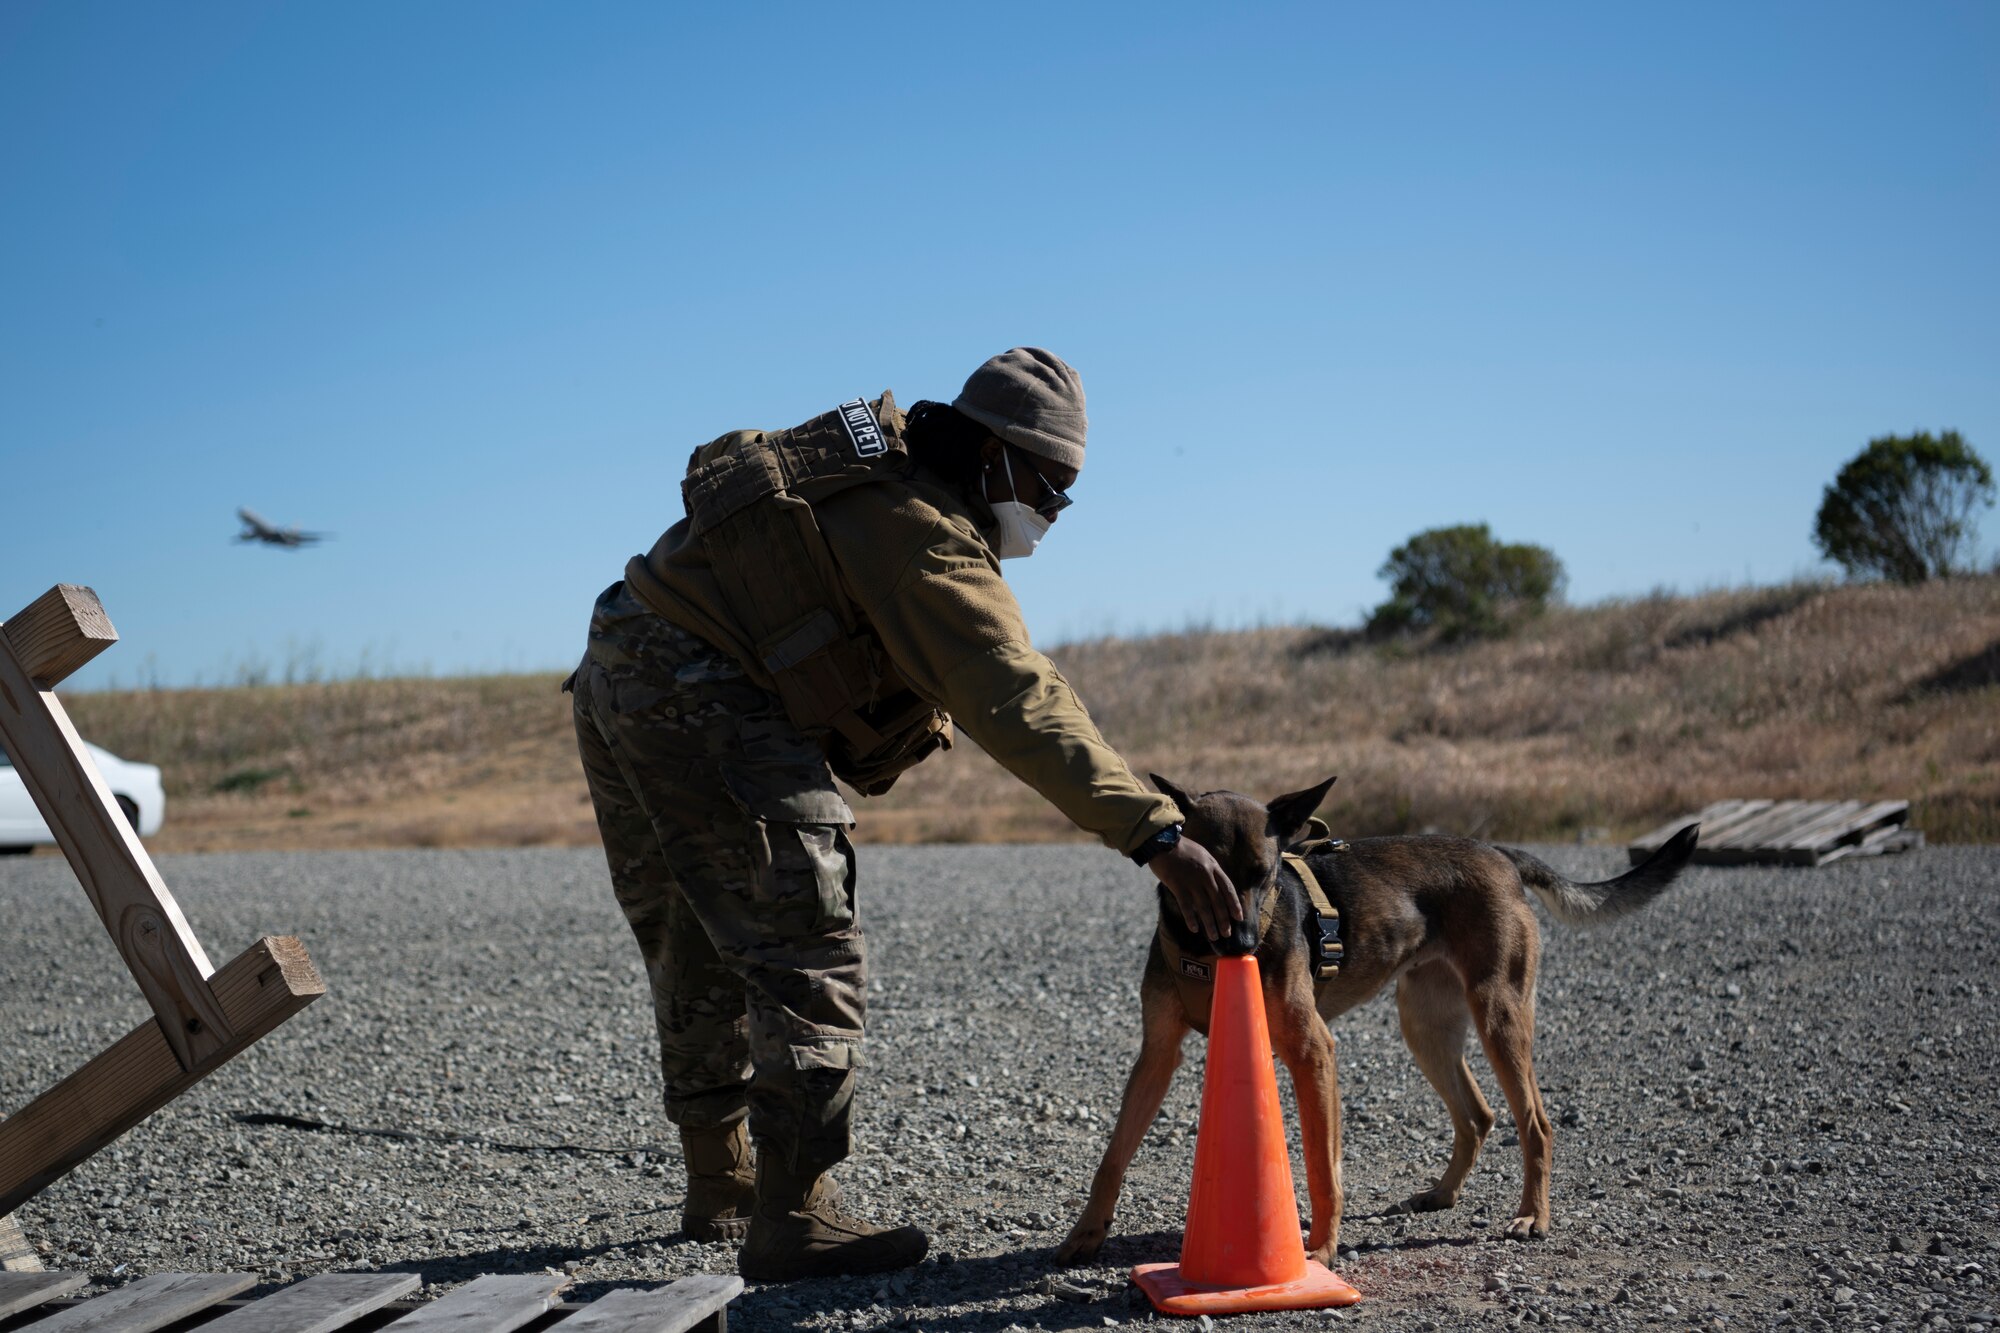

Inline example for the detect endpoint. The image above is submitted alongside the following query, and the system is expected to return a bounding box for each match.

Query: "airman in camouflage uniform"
[571,583,864,1176]
[571,349,1244,1281]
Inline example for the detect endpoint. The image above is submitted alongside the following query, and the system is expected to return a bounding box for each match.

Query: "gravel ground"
[4,842,1997,1332]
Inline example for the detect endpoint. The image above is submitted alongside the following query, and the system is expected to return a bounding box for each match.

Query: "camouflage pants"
[570,581,865,1175]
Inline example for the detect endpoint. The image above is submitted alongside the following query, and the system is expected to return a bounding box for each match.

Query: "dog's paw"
[1055,1219,1108,1266]
[1501,1215,1550,1241]
[1306,1238,1339,1267]
[1387,1186,1458,1216]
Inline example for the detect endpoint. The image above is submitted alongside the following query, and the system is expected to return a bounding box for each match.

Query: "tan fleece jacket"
[623,431,1177,856]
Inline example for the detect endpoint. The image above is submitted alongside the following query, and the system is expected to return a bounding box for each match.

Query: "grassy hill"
[56,575,2000,853]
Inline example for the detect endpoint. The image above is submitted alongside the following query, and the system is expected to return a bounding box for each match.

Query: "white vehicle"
[0,742,165,854]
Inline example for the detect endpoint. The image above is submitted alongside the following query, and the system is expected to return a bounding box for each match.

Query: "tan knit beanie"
[951,347,1087,471]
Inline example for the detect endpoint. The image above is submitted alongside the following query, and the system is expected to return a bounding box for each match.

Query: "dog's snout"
[1216,911,1261,957]
[1213,879,1263,956]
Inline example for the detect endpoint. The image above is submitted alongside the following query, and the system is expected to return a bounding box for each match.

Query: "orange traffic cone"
[1132,954,1362,1315]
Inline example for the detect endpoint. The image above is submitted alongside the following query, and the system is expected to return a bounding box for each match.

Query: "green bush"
[1367,523,1565,643]
[1813,431,1995,584]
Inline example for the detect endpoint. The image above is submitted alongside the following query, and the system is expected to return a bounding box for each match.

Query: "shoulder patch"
[1178,957,1213,982]
[836,398,887,457]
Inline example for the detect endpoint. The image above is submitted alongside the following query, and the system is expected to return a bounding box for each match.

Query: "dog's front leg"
[1057,975,1189,1265]
[1271,972,1343,1264]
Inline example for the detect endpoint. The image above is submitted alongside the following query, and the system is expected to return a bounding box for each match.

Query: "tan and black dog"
[1057,775,1699,1266]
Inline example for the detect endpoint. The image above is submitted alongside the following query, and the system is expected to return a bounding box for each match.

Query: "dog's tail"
[1498,824,1700,926]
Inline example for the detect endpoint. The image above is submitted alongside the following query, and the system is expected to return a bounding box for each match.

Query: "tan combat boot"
[738,1156,929,1280]
[680,1122,757,1242]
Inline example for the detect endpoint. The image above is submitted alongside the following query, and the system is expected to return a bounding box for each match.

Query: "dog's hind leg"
[1269,960,1343,1263]
[1465,961,1553,1240]
[1056,972,1190,1265]
[1389,959,1497,1217]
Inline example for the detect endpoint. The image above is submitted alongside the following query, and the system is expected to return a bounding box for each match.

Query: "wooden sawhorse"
[0,585,325,1268]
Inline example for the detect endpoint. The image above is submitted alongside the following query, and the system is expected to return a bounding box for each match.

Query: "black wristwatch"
[1131,822,1183,867]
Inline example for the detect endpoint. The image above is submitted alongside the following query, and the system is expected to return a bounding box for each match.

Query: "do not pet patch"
[837,398,887,457]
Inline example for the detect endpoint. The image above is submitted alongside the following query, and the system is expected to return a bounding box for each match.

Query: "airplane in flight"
[235,507,331,548]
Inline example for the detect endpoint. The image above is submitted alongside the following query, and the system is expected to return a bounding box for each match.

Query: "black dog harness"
[1291,818,1347,978]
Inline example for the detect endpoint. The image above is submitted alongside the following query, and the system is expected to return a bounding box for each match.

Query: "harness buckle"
[1308,911,1343,977]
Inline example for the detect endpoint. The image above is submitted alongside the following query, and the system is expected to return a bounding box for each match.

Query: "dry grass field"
[54,575,2000,854]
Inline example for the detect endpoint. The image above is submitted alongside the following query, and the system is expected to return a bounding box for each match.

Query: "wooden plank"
[1628,799,1743,863]
[1769,801,1868,851]
[1647,799,1774,856]
[554,1279,742,1333]
[1743,801,1848,848]
[1708,798,1806,841]
[1849,822,1913,854]
[1690,845,1754,867]
[1871,827,1925,856]
[0,631,230,1071]
[30,1272,255,1333]
[0,1112,40,1273]
[1784,801,1908,865]
[0,936,323,1216]
[0,1210,37,1272]
[1704,800,1815,849]
[1688,800,1775,844]
[1629,799,1746,853]
[0,1272,89,1317]
[389,1275,569,1333]
[201,1273,421,1333]
[1780,799,1886,849]
[1668,805,1784,862]
[1795,800,1908,854]
[1818,821,1923,866]
[0,587,118,689]
[1769,801,1885,866]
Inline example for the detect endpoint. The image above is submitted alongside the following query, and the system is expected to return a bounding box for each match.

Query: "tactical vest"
[679,391,952,795]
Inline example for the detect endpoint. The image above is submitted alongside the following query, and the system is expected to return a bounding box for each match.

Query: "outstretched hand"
[1149,835,1242,944]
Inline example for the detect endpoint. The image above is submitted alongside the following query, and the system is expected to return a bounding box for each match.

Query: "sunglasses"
[1007,449,1074,521]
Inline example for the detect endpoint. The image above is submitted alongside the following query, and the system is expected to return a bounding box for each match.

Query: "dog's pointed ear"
[1149,773,1196,814]
[1267,776,1338,845]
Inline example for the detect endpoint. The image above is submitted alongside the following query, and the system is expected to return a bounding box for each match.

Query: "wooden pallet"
[0,1270,739,1333]
[1629,799,1924,868]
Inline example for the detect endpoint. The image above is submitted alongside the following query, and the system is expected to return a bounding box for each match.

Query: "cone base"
[1132,1259,1363,1315]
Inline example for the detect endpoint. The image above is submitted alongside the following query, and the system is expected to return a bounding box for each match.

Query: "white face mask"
[982,452,1053,560]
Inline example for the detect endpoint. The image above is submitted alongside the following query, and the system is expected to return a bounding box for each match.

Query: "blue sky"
[4,2,1995,689]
